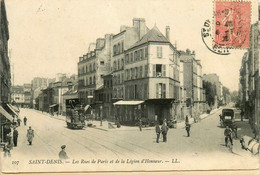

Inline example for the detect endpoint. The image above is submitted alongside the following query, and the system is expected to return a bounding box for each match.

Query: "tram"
[65,99,85,129]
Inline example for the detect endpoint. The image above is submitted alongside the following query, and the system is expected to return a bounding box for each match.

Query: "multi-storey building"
[239,52,249,118]
[0,0,13,141]
[114,25,180,124]
[78,34,112,111]
[180,50,206,117]
[11,86,24,107]
[239,21,260,138]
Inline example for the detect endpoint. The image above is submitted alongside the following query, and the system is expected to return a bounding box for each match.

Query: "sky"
[5,0,258,91]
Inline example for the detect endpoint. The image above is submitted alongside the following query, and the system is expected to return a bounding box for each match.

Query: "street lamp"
[100,105,103,126]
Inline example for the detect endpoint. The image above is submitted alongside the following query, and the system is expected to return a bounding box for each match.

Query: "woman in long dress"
[26,126,34,145]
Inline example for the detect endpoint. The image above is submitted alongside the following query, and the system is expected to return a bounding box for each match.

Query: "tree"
[222,86,231,105]
[203,81,217,107]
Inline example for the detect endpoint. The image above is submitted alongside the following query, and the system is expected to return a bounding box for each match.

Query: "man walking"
[23,116,27,126]
[26,126,34,145]
[59,145,69,160]
[17,118,21,126]
[185,123,191,137]
[139,118,142,131]
[155,123,161,143]
[13,127,18,147]
[161,120,169,142]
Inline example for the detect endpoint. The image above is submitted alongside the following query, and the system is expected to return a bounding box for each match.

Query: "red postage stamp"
[214,1,251,49]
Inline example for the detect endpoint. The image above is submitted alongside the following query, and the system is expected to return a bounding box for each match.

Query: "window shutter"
[162,84,166,98]
[153,65,156,77]
[145,47,148,59]
[156,83,159,98]
[162,65,166,77]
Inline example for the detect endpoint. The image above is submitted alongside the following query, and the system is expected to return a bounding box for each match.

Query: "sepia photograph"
[0,0,259,174]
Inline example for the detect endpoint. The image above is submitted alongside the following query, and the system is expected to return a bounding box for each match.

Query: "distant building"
[180,50,206,117]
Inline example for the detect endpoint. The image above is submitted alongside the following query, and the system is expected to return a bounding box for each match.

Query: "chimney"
[88,43,96,52]
[186,49,191,55]
[133,18,147,39]
[166,26,170,41]
[96,38,105,49]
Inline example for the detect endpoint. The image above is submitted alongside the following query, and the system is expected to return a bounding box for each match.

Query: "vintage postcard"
[0,0,259,174]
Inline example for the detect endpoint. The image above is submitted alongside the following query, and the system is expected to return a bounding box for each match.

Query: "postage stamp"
[214,1,251,49]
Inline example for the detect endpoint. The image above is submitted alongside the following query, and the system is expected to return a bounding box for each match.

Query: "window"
[86,66,88,73]
[137,50,140,60]
[118,74,120,84]
[157,46,162,58]
[93,63,96,71]
[89,64,92,72]
[100,61,104,65]
[121,59,124,69]
[121,73,124,82]
[113,61,116,71]
[126,54,129,64]
[130,53,133,62]
[134,84,138,99]
[131,68,134,79]
[118,43,120,54]
[144,84,148,99]
[156,83,166,98]
[134,51,137,61]
[135,67,138,79]
[153,64,165,77]
[128,69,131,80]
[125,70,128,80]
[86,78,88,86]
[118,60,120,70]
[139,66,143,78]
[113,45,116,56]
[89,77,92,84]
[145,47,148,59]
[140,49,143,60]
[93,76,96,84]
[145,65,148,77]
[121,41,124,53]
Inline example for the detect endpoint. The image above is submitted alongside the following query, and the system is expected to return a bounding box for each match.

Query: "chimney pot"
[166,26,170,40]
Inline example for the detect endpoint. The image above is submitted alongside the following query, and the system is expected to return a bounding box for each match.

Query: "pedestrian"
[23,116,27,126]
[4,133,13,157]
[26,126,34,145]
[161,120,169,142]
[224,126,233,146]
[240,111,244,121]
[185,116,189,124]
[59,145,69,160]
[155,122,161,143]
[185,123,191,137]
[17,118,21,126]
[13,127,19,147]
[139,118,142,131]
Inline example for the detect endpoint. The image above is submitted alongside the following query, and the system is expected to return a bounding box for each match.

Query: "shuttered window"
[162,65,166,77]
[139,66,143,78]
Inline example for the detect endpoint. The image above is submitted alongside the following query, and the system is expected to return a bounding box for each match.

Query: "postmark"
[214,0,251,49]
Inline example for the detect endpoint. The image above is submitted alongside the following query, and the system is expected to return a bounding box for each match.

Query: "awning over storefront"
[113,100,144,106]
[49,104,58,108]
[6,104,19,116]
[84,105,90,111]
[9,104,19,113]
[0,106,13,121]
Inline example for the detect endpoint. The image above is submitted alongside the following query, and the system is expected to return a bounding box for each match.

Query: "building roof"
[128,25,170,50]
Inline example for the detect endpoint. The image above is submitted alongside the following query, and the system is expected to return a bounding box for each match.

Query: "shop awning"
[49,104,58,108]
[9,104,19,113]
[0,106,13,121]
[6,104,19,116]
[113,100,144,105]
[84,105,90,111]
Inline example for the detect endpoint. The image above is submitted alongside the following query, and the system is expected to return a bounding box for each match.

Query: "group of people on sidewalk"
[3,116,35,157]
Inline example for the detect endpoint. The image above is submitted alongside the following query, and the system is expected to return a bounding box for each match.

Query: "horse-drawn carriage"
[220,108,235,127]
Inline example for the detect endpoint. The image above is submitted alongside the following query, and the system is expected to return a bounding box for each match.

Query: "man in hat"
[26,126,34,145]
[161,120,169,142]
[23,116,27,126]
[59,145,69,160]
[13,127,19,147]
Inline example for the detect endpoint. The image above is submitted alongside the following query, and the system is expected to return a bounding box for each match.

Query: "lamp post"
[100,105,103,126]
